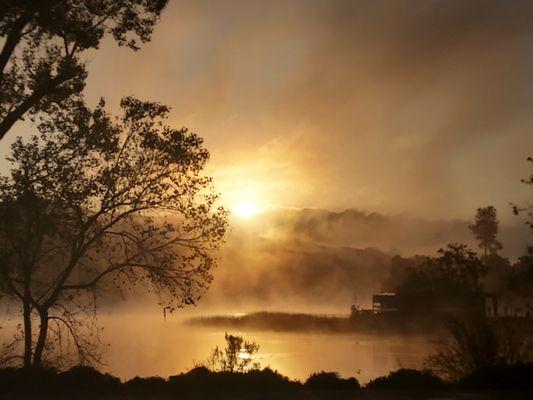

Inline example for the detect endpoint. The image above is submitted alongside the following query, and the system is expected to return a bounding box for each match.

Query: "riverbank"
[187,311,533,336]
[186,311,445,334]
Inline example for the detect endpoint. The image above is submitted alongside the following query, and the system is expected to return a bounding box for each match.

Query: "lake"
[99,313,437,384]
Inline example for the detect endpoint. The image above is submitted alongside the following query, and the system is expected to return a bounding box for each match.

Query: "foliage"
[124,375,167,396]
[168,367,300,398]
[481,253,511,294]
[508,156,533,299]
[0,0,168,141]
[506,252,533,299]
[459,362,533,391]
[395,243,486,315]
[202,333,260,373]
[469,206,502,256]
[304,371,360,391]
[381,254,427,292]
[0,98,227,368]
[1,365,295,397]
[426,316,532,381]
[512,156,533,233]
[365,368,446,391]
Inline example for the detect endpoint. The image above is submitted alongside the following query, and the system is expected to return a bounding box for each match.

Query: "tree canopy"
[395,243,486,315]
[469,206,502,257]
[512,157,533,241]
[0,97,227,368]
[0,0,168,140]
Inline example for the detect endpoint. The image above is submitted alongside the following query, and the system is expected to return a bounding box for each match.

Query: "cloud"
[71,0,533,221]
[2,1,531,229]
[198,206,529,311]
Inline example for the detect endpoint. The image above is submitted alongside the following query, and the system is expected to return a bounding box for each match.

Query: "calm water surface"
[100,313,436,383]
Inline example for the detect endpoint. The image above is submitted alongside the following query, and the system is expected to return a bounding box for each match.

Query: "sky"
[2,0,533,222]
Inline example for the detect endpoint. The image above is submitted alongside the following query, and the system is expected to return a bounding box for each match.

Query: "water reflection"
[100,313,435,383]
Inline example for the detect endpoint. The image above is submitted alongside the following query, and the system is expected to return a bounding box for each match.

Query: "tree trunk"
[32,309,48,368]
[0,72,71,141]
[0,13,30,76]
[22,298,32,368]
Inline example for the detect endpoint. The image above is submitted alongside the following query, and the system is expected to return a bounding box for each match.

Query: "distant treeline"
[186,311,446,334]
[187,311,533,335]
[1,364,532,399]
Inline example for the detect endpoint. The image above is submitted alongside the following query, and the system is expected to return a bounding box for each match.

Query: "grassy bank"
[186,311,444,334]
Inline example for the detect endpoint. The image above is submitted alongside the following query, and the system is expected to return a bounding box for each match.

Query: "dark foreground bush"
[2,364,532,398]
[0,366,303,399]
[365,368,447,391]
[0,367,58,394]
[124,375,167,395]
[58,365,121,394]
[0,366,120,397]
[304,371,360,391]
[459,363,533,391]
[167,366,301,397]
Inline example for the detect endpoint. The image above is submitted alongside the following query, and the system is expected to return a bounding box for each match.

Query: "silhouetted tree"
[0,0,168,141]
[507,253,533,300]
[512,157,533,256]
[0,98,227,368]
[396,243,486,316]
[480,253,511,294]
[427,316,531,381]
[203,333,260,373]
[469,206,502,257]
[381,254,427,292]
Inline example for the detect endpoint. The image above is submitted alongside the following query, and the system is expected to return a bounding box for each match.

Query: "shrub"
[459,363,533,390]
[202,333,260,372]
[426,316,531,381]
[168,367,300,397]
[304,371,360,391]
[365,368,446,391]
[57,366,121,394]
[124,375,167,395]
[0,367,57,394]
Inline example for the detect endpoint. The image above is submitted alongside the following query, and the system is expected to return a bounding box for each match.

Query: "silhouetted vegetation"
[366,369,446,391]
[0,0,168,141]
[512,156,533,233]
[395,243,486,316]
[188,312,352,332]
[459,363,533,391]
[0,98,227,368]
[470,206,503,257]
[1,363,533,399]
[167,366,301,399]
[201,333,260,372]
[507,252,533,299]
[123,375,167,396]
[188,311,443,334]
[0,366,120,397]
[304,371,360,391]
[426,316,532,381]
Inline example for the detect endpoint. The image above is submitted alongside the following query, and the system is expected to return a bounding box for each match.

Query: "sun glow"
[233,201,260,218]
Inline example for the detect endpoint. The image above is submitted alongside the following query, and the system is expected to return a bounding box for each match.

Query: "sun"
[233,201,259,218]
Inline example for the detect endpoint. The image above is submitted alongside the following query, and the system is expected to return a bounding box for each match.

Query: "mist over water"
[42,207,527,382]
[98,312,434,384]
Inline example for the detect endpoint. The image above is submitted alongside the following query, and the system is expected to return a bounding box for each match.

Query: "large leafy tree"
[0,98,227,368]
[396,243,486,316]
[469,206,503,257]
[507,253,533,300]
[0,0,168,140]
